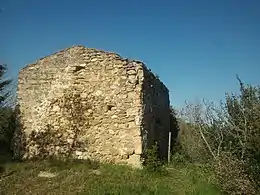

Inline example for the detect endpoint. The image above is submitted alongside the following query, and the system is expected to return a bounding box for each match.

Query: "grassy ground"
[0,154,221,195]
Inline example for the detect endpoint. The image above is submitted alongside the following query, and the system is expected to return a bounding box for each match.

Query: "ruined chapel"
[14,45,171,168]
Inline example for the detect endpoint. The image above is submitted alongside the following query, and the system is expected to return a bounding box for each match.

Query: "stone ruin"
[13,45,171,168]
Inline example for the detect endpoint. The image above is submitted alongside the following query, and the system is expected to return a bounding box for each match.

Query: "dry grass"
[0,155,220,195]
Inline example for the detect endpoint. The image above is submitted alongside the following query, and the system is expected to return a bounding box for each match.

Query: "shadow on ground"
[0,150,14,175]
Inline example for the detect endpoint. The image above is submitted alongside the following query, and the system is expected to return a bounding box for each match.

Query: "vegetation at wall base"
[142,142,166,173]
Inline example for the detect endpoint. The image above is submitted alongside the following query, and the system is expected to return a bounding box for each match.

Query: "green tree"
[0,64,15,153]
[176,77,259,194]
[224,76,260,186]
[0,64,12,107]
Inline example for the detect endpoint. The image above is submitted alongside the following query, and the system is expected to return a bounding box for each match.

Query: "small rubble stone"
[38,171,58,178]
[127,70,136,75]
[90,170,101,175]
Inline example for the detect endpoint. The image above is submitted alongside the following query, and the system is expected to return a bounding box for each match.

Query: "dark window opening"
[74,66,85,73]
[107,105,114,111]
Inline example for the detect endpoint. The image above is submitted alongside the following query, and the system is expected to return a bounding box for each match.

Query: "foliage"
[169,106,180,150]
[175,77,260,194]
[170,140,192,166]
[0,107,16,152]
[224,77,260,187]
[171,151,189,165]
[213,152,256,195]
[142,142,165,172]
[174,106,213,163]
[0,64,12,107]
[0,64,15,153]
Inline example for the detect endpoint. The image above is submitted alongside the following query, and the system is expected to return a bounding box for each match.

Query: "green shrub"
[171,152,189,165]
[176,78,260,194]
[142,142,165,172]
[0,107,16,153]
[213,153,257,195]
[170,140,191,165]
[0,64,15,154]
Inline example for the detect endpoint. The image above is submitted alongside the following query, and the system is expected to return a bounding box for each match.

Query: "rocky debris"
[38,171,58,178]
[89,169,101,176]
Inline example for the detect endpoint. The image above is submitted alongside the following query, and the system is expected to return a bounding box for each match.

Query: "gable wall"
[15,46,170,168]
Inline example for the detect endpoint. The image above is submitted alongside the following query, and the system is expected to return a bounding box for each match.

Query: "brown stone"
[127,70,136,75]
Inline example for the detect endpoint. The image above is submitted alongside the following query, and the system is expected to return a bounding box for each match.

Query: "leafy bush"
[224,78,260,188]
[171,152,188,165]
[0,64,15,154]
[178,120,212,163]
[213,152,256,195]
[0,64,12,107]
[142,142,165,172]
[175,77,259,194]
[0,107,16,152]
[170,139,191,165]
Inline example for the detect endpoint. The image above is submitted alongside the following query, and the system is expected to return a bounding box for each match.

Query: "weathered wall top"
[20,45,169,93]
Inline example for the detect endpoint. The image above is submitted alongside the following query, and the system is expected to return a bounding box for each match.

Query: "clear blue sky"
[1,0,260,109]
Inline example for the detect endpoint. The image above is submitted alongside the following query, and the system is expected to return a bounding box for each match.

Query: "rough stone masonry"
[14,45,170,168]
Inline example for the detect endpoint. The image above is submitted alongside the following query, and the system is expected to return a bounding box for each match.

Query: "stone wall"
[141,66,170,161]
[14,46,170,168]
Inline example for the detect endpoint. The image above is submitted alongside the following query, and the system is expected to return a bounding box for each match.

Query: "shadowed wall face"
[14,46,170,168]
[141,67,170,161]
